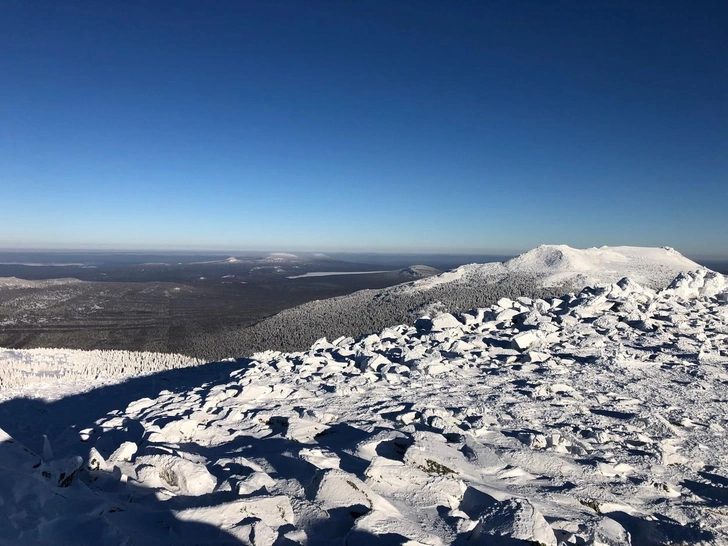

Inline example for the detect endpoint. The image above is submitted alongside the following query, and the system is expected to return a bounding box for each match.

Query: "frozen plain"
[0,245,727,545]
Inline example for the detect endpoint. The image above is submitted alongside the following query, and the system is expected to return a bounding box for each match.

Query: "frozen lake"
[287,270,392,279]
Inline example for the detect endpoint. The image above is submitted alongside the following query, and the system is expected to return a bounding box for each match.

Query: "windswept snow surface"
[1,268,728,544]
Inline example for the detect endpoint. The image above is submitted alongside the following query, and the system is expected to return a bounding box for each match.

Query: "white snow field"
[0,248,726,545]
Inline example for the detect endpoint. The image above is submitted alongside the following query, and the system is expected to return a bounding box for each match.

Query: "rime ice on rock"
[511,331,541,351]
[469,498,557,546]
[135,454,217,496]
[109,441,137,463]
[664,268,727,299]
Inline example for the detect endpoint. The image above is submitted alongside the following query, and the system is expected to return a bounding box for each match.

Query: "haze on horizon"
[1,1,726,258]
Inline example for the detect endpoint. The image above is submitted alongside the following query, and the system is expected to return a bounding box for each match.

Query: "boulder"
[431,313,463,331]
[135,454,216,496]
[469,498,557,546]
[511,331,541,351]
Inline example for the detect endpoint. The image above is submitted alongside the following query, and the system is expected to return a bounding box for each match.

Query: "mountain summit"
[501,244,702,287]
[404,244,704,295]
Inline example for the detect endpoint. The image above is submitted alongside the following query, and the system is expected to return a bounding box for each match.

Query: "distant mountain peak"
[503,244,699,282]
[401,244,705,294]
[397,265,441,279]
[263,252,300,262]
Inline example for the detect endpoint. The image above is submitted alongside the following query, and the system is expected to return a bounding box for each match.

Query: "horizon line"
[0,245,726,262]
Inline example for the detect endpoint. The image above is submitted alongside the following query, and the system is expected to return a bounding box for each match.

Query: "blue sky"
[1,1,726,257]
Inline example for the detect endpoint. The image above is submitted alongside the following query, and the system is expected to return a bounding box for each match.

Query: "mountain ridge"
[191,244,709,360]
[402,244,704,294]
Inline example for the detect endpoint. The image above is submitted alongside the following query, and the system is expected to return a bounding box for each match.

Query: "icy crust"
[3,271,728,545]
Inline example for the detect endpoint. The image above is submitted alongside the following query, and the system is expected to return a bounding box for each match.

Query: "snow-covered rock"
[664,268,727,299]
[469,498,557,546]
[511,331,542,351]
[135,454,217,496]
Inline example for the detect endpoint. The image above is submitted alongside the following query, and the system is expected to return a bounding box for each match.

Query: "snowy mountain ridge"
[0,254,727,544]
[197,245,712,361]
[401,244,704,295]
[197,245,704,359]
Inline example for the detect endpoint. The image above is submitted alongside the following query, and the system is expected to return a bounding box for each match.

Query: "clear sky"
[1,1,726,257]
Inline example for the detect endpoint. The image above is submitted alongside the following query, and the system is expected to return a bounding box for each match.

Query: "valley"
[0,252,453,356]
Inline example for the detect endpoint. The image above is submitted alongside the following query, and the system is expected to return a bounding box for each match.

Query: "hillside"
[0,260,440,357]
[0,267,726,544]
[397,244,702,293]
[194,245,704,360]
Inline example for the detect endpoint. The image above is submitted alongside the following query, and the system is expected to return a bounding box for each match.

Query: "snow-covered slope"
[1,268,727,545]
[505,245,701,287]
[404,245,703,294]
[0,348,203,401]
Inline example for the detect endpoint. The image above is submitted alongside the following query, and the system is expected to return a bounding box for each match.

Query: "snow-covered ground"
[0,261,727,544]
[0,348,203,402]
[262,252,302,263]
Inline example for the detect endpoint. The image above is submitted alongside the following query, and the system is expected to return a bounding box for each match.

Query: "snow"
[664,269,728,300]
[0,348,203,401]
[403,244,704,294]
[262,252,300,262]
[1,245,727,544]
[399,265,442,278]
[504,245,702,288]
